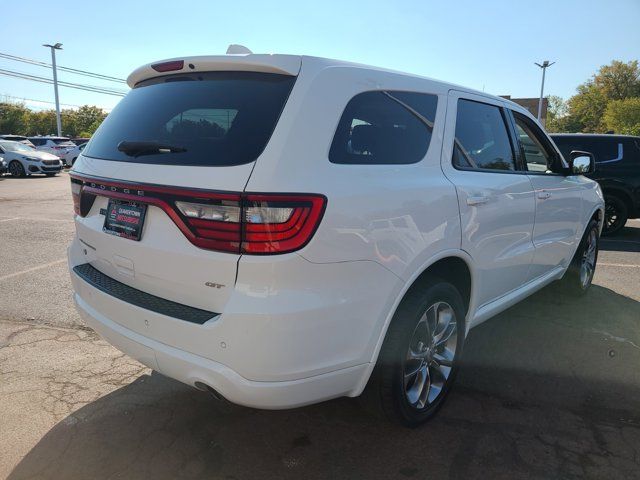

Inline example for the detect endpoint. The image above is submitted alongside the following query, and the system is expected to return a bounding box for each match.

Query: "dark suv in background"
[551,134,640,235]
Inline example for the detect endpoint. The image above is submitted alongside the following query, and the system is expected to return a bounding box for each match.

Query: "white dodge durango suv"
[68,53,604,426]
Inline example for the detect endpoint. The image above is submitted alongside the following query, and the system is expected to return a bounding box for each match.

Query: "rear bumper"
[74,290,368,409]
[68,239,402,409]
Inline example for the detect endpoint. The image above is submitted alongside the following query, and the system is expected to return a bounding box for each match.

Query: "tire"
[8,161,25,178]
[603,195,628,236]
[561,219,599,296]
[366,278,466,427]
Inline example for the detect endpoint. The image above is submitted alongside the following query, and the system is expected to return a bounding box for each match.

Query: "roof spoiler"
[127,53,301,87]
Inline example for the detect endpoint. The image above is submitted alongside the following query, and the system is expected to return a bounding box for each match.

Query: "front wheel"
[561,219,599,296]
[8,161,25,177]
[369,279,466,427]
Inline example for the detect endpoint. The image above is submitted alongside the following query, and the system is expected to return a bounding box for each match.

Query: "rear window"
[83,72,296,166]
[52,139,75,146]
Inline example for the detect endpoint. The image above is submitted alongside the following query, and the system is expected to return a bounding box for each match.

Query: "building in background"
[501,96,548,128]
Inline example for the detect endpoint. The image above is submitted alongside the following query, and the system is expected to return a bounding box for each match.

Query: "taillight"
[242,195,326,254]
[69,174,326,255]
[176,198,242,253]
[70,178,82,215]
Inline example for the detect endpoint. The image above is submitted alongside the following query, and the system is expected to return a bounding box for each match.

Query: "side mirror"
[568,150,595,175]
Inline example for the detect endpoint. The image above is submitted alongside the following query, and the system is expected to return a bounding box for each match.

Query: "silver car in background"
[0,140,63,177]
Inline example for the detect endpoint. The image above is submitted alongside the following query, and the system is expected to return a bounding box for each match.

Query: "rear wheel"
[368,279,465,427]
[603,195,628,236]
[561,219,599,296]
[8,161,25,178]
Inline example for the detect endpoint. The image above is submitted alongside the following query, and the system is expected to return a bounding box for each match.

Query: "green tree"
[0,102,31,134]
[27,110,58,136]
[562,60,640,133]
[604,97,640,135]
[592,60,640,100]
[67,105,107,137]
[545,95,569,132]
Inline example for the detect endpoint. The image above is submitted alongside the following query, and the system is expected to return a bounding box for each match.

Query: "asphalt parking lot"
[1,172,639,480]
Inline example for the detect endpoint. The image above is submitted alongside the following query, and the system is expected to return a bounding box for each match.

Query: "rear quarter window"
[329,91,437,165]
[83,72,296,166]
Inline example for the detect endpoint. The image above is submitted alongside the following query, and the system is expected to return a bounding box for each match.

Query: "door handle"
[466,195,489,206]
[537,191,552,200]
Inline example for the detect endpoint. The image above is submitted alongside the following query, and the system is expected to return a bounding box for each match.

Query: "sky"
[1,0,639,112]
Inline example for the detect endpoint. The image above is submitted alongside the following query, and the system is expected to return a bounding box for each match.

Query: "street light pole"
[534,60,555,122]
[43,43,63,136]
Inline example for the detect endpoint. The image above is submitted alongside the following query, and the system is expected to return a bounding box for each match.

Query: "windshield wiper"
[117,141,187,157]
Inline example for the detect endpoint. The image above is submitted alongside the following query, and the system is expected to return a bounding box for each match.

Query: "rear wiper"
[117,141,187,157]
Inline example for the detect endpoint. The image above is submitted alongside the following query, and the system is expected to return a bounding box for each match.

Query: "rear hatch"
[71,60,299,314]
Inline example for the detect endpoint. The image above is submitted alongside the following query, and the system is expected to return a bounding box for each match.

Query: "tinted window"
[623,138,640,161]
[329,91,437,165]
[513,113,554,173]
[552,136,621,163]
[453,99,515,171]
[83,72,296,166]
[52,139,75,146]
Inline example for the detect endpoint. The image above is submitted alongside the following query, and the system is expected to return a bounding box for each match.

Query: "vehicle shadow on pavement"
[600,223,640,252]
[8,285,640,480]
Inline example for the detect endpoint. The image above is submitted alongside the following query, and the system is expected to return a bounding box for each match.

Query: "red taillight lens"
[69,174,326,255]
[176,199,242,253]
[242,195,326,254]
[151,60,184,72]
[70,179,82,215]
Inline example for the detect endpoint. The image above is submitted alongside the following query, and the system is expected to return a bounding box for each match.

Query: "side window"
[623,139,640,162]
[452,99,515,171]
[593,139,622,163]
[513,113,555,173]
[329,91,437,165]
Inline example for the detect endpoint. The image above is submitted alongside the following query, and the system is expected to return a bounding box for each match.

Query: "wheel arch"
[353,250,475,397]
[590,205,605,234]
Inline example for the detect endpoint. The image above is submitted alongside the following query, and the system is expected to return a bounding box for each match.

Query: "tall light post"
[43,42,63,136]
[534,60,555,122]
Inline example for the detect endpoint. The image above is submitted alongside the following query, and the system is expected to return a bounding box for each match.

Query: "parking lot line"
[0,216,74,224]
[599,262,640,268]
[601,239,640,244]
[0,259,67,282]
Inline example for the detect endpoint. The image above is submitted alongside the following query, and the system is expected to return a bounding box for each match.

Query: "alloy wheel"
[9,162,23,177]
[403,301,458,409]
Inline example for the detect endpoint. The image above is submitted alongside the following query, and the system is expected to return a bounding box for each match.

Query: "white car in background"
[61,143,87,167]
[0,135,36,148]
[0,140,63,177]
[28,136,76,159]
